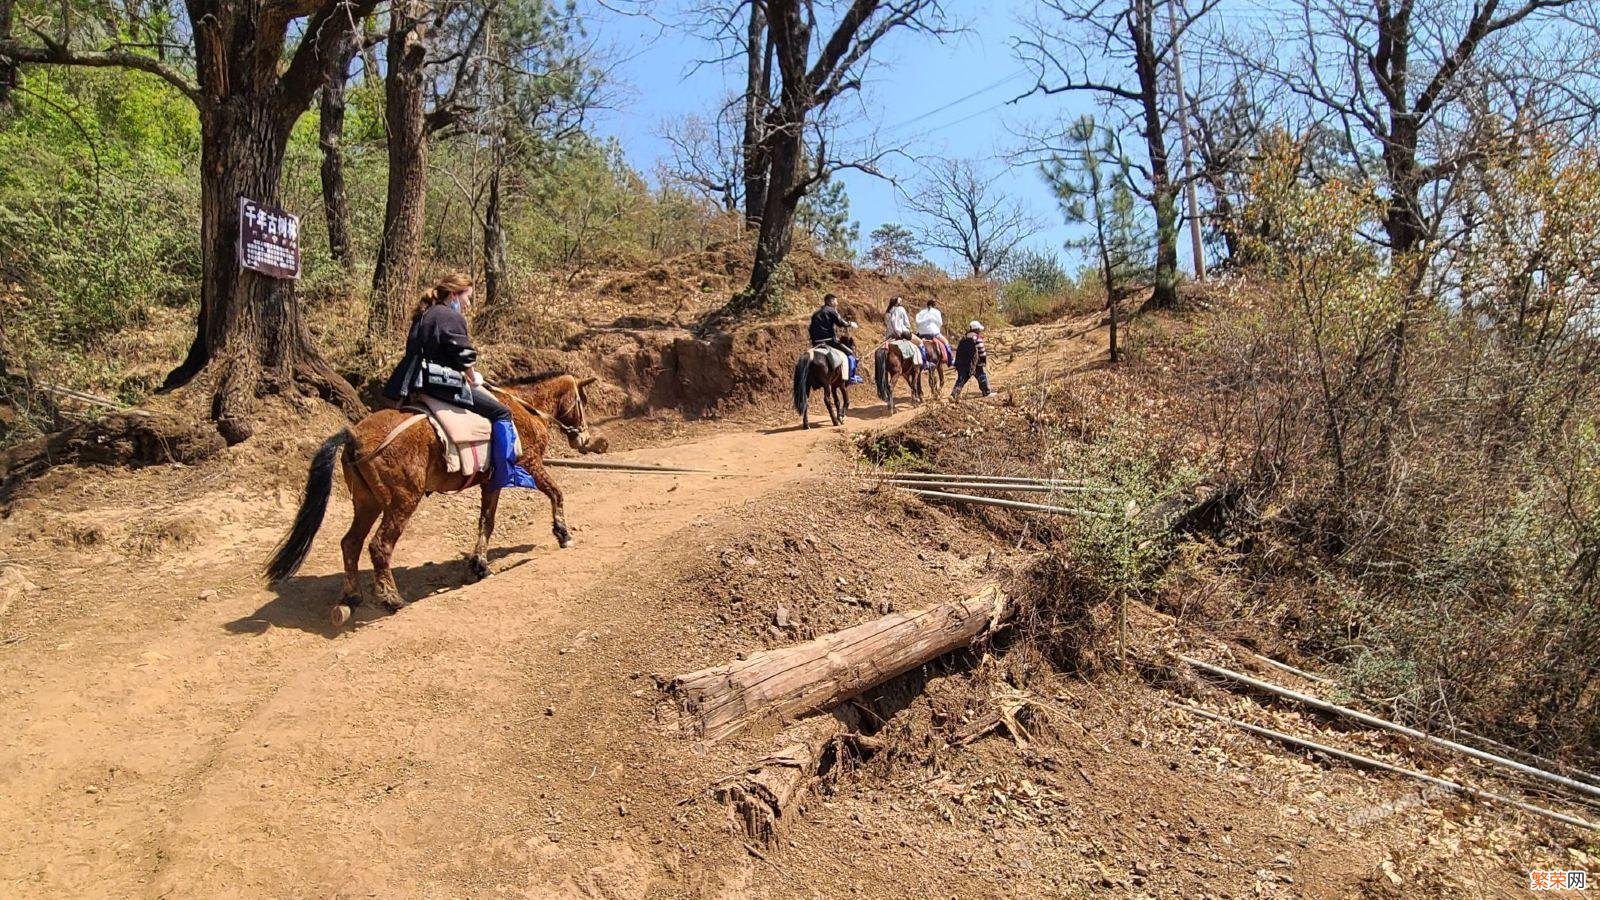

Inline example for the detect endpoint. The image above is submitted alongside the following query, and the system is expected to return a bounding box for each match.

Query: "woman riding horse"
[266,273,608,627]
[382,272,537,490]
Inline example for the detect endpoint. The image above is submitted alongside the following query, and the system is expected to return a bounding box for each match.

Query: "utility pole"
[1166,0,1206,282]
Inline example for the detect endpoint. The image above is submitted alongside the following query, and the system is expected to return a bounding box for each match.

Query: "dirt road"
[0,364,981,896]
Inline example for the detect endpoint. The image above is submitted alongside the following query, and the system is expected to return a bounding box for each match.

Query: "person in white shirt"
[884,296,912,340]
[915,297,951,367]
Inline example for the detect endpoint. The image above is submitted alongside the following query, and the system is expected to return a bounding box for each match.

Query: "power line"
[879,67,1033,136]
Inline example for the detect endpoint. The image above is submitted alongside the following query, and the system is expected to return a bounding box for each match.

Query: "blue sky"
[584,0,1098,272]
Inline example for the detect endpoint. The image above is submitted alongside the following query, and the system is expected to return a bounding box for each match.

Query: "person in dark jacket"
[808,293,863,383]
[382,272,538,490]
[951,320,991,400]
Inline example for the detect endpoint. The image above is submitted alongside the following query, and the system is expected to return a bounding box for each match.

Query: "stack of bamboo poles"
[1175,654,1600,831]
[859,469,1117,518]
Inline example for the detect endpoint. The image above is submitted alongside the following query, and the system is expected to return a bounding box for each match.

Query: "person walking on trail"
[382,272,540,490]
[951,320,992,400]
[884,295,913,340]
[808,292,863,384]
[915,297,951,368]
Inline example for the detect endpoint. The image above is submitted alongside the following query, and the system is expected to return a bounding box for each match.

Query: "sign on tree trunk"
[238,197,301,279]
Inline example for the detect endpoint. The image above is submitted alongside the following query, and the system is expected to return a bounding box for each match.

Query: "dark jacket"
[382,303,480,403]
[808,305,850,344]
[954,332,986,373]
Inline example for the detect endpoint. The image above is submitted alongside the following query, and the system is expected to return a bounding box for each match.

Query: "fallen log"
[714,715,849,846]
[662,585,1007,743]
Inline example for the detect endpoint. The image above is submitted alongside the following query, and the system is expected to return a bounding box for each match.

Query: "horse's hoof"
[558,537,574,549]
[380,597,405,614]
[469,557,491,581]
[329,604,352,628]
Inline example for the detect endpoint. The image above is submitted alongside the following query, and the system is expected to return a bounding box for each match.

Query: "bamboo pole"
[1250,653,1600,789]
[36,382,150,416]
[542,459,718,475]
[899,488,1114,519]
[862,471,1085,485]
[1169,702,1597,831]
[1251,653,1333,684]
[877,479,1109,494]
[1181,655,1600,803]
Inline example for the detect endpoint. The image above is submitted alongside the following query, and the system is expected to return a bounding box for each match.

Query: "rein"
[490,383,584,437]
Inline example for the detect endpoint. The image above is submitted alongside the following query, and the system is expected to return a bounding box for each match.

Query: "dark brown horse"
[792,336,854,429]
[265,372,606,627]
[874,341,923,414]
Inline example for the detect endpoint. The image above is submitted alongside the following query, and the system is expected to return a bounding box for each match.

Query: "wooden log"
[663,585,1007,743]
[714,715,847,846]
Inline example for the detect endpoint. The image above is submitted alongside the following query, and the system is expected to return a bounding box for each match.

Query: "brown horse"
[921,336,951,398]
[265,372,606,627]
[792,336,854,429]
[874,341,923,414]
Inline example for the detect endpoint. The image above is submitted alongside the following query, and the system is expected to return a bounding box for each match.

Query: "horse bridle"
[492,380,588,438]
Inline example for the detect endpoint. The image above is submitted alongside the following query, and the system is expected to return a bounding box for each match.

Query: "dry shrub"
[1188,135,1600,758]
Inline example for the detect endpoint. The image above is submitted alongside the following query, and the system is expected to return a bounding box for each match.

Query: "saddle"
[888,339,923,366]
[812,345,848,374]
[396,394,519,481]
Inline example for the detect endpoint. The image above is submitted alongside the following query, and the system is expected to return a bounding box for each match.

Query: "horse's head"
[501,372,609,454]
[564,376,608,454]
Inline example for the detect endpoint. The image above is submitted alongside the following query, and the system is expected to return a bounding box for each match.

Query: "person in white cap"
[951,320,991,399]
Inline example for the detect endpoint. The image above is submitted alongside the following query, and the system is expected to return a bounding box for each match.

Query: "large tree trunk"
[166,98,363,443]
[744,114,804,305]
[741,2,771,228]
[369,0,430,338]
[319,31,358,270]
[1132,0,1178,309]
[662,585,1005,742]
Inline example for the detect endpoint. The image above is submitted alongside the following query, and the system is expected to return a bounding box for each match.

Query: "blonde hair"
[411,272,474,323]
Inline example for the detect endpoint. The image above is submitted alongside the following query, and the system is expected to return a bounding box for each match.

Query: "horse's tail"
[874,348,891,404]
[792,353,812,415]
[265,430,349,584]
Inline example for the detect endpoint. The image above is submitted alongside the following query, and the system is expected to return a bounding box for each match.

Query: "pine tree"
[796,172,860,261]
[867,223,924,274]
[1043,116,1150,362]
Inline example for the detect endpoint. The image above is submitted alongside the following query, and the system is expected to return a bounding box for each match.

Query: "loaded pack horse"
[265,371,606,627]
[793,335,855,428]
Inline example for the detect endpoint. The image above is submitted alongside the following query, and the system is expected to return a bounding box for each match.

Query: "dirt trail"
[0,332,1083,898]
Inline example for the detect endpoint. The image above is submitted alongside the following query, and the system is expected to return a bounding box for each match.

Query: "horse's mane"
[501,369,569,387]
